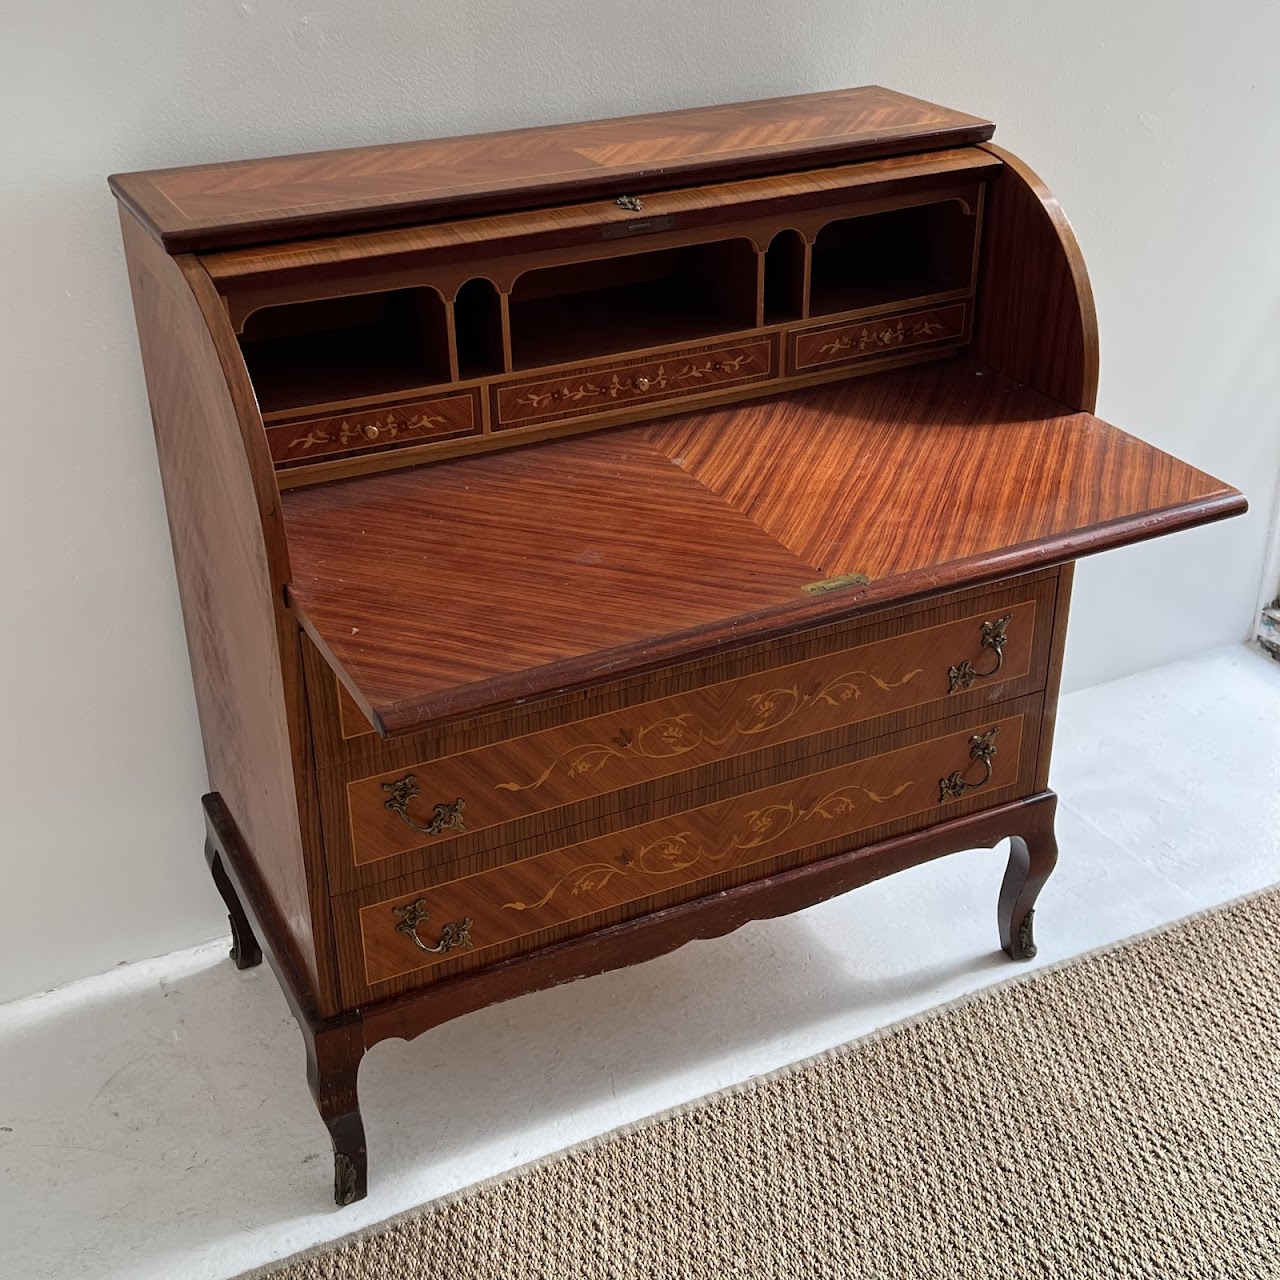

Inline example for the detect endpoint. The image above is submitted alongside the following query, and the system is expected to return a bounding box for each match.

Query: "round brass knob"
[633,376,652,393]
[362,424,380,440]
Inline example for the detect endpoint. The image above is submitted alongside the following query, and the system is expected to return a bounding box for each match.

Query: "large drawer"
[332,695,1042,1003]
[316,573,1056,890]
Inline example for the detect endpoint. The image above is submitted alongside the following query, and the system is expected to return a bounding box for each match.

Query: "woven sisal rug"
[253,887,1280,1279]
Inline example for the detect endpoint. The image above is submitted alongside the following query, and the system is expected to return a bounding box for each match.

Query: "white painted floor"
[3,644,1278,1280]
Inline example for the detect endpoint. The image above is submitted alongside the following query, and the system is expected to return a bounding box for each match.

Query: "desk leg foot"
[998,794,1059,961]
[204,840,263,970]
[306,1020,368,1206]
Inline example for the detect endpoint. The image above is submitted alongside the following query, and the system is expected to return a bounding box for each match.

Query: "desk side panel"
[973,144,1100,412]
[118,210,341,1015]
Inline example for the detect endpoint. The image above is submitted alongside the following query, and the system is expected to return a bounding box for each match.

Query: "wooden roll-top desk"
[109,86,1245,1204]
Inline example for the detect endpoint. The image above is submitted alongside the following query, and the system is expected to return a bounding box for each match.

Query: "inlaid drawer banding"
[337,590,1048,877]
[345,705,1034,995]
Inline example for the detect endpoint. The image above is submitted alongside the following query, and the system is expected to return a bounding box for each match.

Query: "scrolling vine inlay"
[502,778,913,912]
[494,666,924,795]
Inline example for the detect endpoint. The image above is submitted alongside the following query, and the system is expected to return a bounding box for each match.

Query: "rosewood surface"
[110,87,993,251]
[283,358,1244,735]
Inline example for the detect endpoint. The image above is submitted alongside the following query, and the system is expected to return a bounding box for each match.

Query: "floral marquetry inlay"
[793,303,967,372]
[495,340,774,429]
[268,392,478,466]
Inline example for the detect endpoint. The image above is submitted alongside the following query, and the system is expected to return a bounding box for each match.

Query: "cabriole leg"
[306,1019,368,1206]
[998,794,1059,961]
[204,839,263,970]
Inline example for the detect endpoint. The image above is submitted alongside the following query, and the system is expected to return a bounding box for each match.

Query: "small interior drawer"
[332,694,1042,1003]
[266,388,481,467]
[491,336,778,432]
[789,301,969,375]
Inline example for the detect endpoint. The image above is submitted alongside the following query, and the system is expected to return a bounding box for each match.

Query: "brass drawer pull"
[381,775,466,836]
[948,614,1011,692]
[392,899,473,955]
[939,727,999,802]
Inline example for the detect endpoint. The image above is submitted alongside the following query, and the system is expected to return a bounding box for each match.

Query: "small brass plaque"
[602,215,674,239]
[803,572,871,595]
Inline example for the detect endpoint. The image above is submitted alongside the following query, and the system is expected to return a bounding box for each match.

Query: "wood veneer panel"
[118,211,340,1014]
[286,435,818,731]
[284,359,1244,735]
[110,87,993,252]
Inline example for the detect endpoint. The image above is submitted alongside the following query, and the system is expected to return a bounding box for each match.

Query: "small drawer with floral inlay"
[266,390,481,467]
[320,574,1055,890]
[332,697,1041,1001]
[491,337,778,431]
[789,302,969,374]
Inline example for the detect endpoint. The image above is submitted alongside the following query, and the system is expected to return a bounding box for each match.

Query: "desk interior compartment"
[240,286,452,414]
[809,198,978,317]
[507,238,759,369]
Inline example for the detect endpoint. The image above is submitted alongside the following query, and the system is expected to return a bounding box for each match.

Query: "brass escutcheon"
[392,898,473,955]
[948,614,1011,693]
[938,727,1000,802]
[381,775,466,837]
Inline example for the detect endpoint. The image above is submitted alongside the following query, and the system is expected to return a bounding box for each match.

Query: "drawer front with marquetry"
[333,699,1040,1001]
[267,389,481,467]
[491,336,777,431]
[789,302,968,374]
[325,581,1051,886]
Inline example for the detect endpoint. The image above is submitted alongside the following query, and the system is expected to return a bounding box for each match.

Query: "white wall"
[2,1,1278,1004]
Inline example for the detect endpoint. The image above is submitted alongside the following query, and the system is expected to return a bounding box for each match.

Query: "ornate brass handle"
[633,375,652,392]
[392,899,473,954]
[948,614,1011,693]
[381,775,466,836]
[939,727,999,802]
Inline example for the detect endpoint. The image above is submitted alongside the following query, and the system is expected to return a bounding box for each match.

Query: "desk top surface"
[108,86,993,252]
[282,359,1243,736]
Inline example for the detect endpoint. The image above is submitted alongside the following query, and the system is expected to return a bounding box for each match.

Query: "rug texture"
[259,888,1280,1280]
